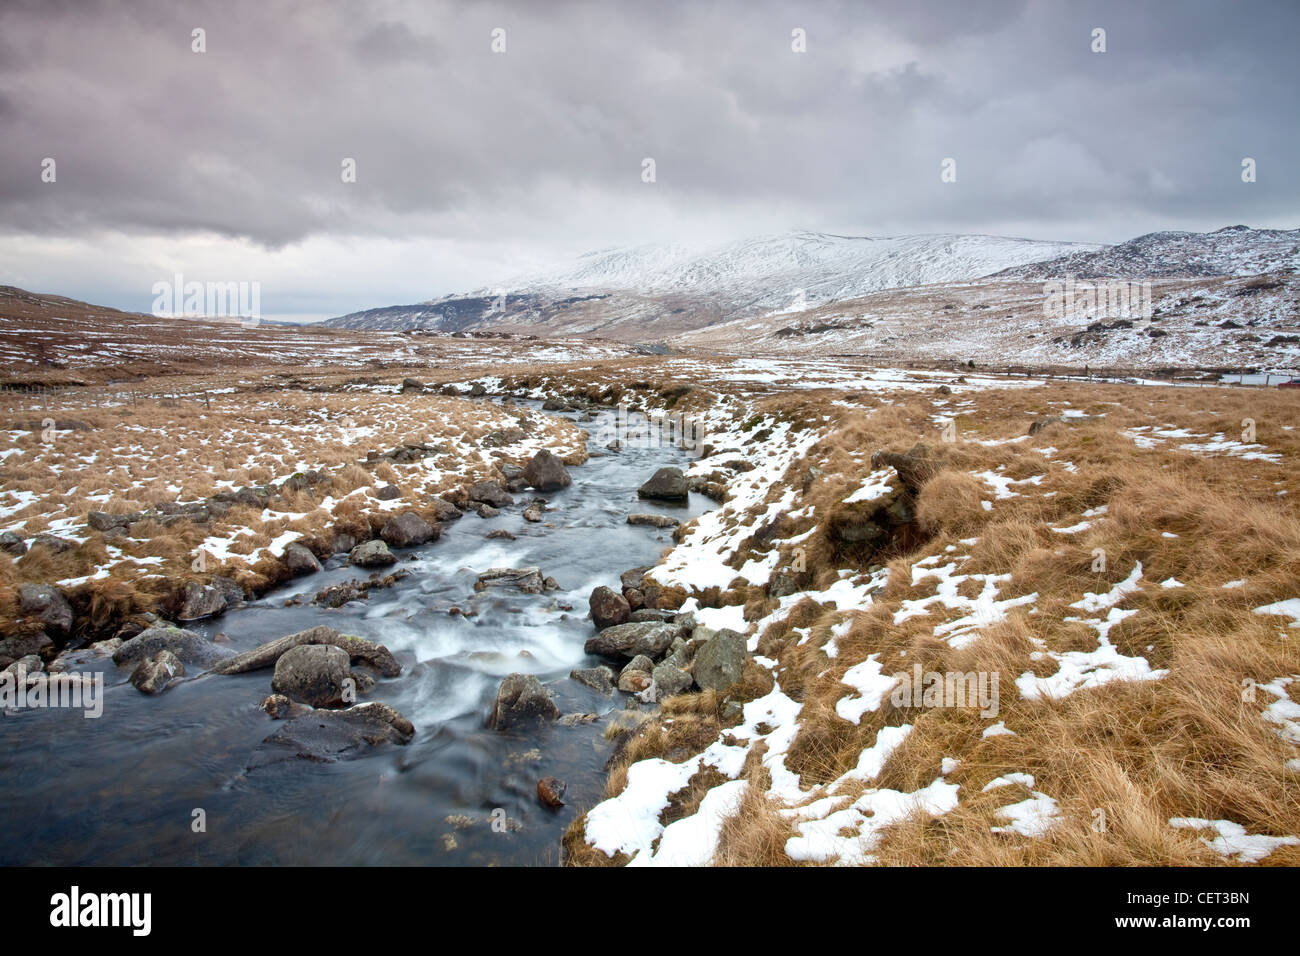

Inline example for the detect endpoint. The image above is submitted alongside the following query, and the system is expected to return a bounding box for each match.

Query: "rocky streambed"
[0,401,713,865]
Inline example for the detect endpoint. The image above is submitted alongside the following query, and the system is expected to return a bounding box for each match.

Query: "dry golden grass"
[567,376,1300,867]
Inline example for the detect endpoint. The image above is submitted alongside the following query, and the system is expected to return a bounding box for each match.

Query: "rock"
[624,587,644,610]
[543,576,560,591]
[129,649,185,695]
[652,662,694,697]
[19,583,73,636]
[477,504,500,518]
[29,534,74,553]
[637,466,689,501]
[487,673,560,730]
[468,481,513,508]
[271,644,352,708]
[3,654,43,678]
[767,572,801,598]
[475,567,545,593]
[521,449,572,491]
[468,383,487,397]
[1028,416,1065,436]
[486,529,516,540]
[570,666,616,695]
[176,581,227,621]
[0,629,54,668]
[285,542,323,576]
[692,628,748,691]
[374,484,402,501]
[556,712,599,726]
[620,566,651,592]
[687,477,726,501]
[252,702,415,765]
[870,443,935,495]
[206,625,401,677]
[629,608,674,623]
[500,463,524,480]
[537,777,567,808]
[0,531,26,556]
[627,513,679,528]
[427,498,462,522]
[589,585,631,630]
[333,531,357,554]
[380,511,439,548]
[522,506,543,523]
[210,575,245,609]
[400,377,425,392]
[584,621,680,660]
[113,624,232,668]
[349,539,397,567]
[618,655,655,693]
[482,427,526,448]
[260,693,304,719]
[88,511,138,532]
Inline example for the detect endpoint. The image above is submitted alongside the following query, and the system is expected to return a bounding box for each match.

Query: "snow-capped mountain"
[322,231,1099,338]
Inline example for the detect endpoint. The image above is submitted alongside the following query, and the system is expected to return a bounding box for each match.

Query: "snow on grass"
[1253,599,1300,627]
[1259,676,1300,744]
[893,556,1037,650]
[992,791,1061,837]
[1169,818,1300,863]
[835,654,897,724]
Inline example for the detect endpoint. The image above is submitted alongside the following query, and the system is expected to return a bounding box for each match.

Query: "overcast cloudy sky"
[1,0,1296,321]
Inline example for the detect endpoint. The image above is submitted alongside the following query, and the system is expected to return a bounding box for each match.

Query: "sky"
[1,0,1296,322]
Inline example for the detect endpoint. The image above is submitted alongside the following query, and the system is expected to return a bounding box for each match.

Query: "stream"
[0,401,709,866]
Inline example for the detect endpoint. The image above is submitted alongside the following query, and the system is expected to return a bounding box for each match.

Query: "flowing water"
[0,402,709,866]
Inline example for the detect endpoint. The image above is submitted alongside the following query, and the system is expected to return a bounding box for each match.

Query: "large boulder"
[692,628,748,691]
[113,624,233,668]
[618,655,654,693]
[589,586,631,630]
[175,581,227,621]
[487,673,560,730]
[271,644,351,708]
[206,624,400,677]
[88,511,139,533]
[19,583,73,636]
[380,511,438,548]
[349,539,396,567]
[284,543,323,576]
[521,449,572,491]
[637,467,689,501]
[252,702,415,766]
[474,567,545,593]
[130,650,185,695]
[584,621,680,660]
[468,481,513,508]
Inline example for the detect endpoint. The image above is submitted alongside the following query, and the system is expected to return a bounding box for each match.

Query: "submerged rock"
[475,567,545,594]
[627,513,679,528]
[349,539,396,567]
[252,701,415,765]
[113,624,233,668]
[487,673,559,730]
[271,644,352,708]
[130,649,185,695]
[521,449,572,491]
[637,467,688,501]
[206,624,400,678]
[537,777,567,808]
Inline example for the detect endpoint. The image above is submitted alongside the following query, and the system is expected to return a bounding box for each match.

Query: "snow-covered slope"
[323,231,1099,338]
[998,225,1300,280]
